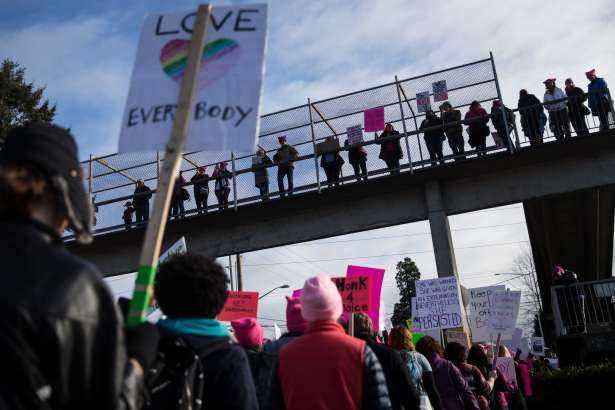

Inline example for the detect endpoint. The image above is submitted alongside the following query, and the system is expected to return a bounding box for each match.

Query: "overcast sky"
[4,0,614,337]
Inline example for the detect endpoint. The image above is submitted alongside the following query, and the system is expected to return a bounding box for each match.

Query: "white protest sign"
[119,5,268,153]
[416,91,431,113]
[273,323,282,340]
[468,285,505,342]
[446,330,469,348]
[496,357,517,385]
[502,327,523,353]
[530,337,545,356]
[346,124,364,145]
[489,290,521,338]
[159,236,187,263]
[415,277,463,331]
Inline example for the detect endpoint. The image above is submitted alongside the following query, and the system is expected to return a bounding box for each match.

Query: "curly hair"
[444,341,468,364]
[154,253,229,319]
[415,335,444,357]
[467,344,489,370]
[389,326,415,351]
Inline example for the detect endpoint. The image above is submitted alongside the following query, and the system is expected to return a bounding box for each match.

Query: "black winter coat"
[133,185,152,208]
[0,220,142,410]
[190,173,209,197]
[377,130,403,160]
[420,117,446,143]
[442,110,463,138]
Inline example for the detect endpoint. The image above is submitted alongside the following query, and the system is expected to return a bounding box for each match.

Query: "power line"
[243,240,529,267]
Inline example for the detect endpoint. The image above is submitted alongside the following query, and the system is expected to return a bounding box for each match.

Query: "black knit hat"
[0,122,93,244]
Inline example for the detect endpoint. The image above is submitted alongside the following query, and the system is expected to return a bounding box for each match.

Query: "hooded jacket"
[587,77,610,115]
[543,87,567,112]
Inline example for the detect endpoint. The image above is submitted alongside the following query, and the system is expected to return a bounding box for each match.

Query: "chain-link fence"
[78,54,615,237]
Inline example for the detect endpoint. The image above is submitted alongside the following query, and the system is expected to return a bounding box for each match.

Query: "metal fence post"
[308,98,321,193]
[398,81,424,163]
[88,154,94,199]
[490,51,517,152]
[156,151,161,183]
[551,287,564,336]
[231,152,238,210]
[395,76,414,174]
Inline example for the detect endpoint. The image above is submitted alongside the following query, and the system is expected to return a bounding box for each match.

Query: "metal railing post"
[490,51,517,152]
[398,81,424,163]
[231,152,238,210]
[88,154,94,199]
[156,151,161,183]
[395,76,414,174]
[308,98,321,193]
[551,287,564,336]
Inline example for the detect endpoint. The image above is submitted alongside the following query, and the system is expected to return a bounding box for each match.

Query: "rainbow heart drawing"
[160,38,241,89]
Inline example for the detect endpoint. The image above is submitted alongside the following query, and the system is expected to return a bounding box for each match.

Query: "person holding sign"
[151,253,258,410]
[270,275,392,410]
[376,123,403,175]
[344,138,368,181]
[0,122,158,409]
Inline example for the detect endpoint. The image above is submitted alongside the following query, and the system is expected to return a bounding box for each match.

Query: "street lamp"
[259,284,290,300]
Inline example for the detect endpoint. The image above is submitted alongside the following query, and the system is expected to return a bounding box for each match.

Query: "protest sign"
[489,290,521,338]
[291,289,301,298]
[445,330,469,348]
[496,357,517,385]
[531,336,545,356]
[346,124,364,145]
[159,236,187,263]
[432,80,448,102]
[332,276,371,314]
[502,327,523,353]
[468,285,505,342]
[347,265,385,330]
[364,107,385,132]
[416,91,431,113]
[119,4,268,153]
[415,277,463,331]
[218,291,259,321]
[273,323,282,340]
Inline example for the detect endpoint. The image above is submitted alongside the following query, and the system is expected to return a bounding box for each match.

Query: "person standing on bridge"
[273,136,299,197]
[123,201,135,229]
[440,102,465,160]
[586,69,614,131]
[344,138,368,181]
[543,78,571,141]
[377,123,403,175]
[190,166,209,214]
[490,100,515,149]
[170,172,187,219]
[420,110,446,165]
[464,101,490,156]
[320,136,345,187]
[518,89,546,146]
[564,78,589,136]
[213,162,232,210]
[0,122,158,409]
[252,148,273,200]
[133,179,152,223]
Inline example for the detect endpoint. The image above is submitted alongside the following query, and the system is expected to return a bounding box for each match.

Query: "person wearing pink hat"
[586,68,613,131]
[270,275,392,410]
[273,135,299,198]
[552,265,585,334]
[264,296,308,354]
[231,317,265,350]
[543,78,571,141]
[212,161,232,210]
[190,165,209,214]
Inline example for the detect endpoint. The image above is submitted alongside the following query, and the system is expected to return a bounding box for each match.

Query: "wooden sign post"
[127,4,213,326]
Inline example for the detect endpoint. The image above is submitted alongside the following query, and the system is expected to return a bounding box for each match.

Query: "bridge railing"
[74,56,615,238]
[551,277,615,337]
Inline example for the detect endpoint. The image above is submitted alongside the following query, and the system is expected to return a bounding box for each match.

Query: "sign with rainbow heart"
[118,5,267,153]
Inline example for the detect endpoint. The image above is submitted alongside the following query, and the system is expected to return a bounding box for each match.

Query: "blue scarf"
[159,318,230,337]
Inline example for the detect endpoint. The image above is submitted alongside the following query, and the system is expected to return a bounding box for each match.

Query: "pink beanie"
[300,275,343,322]
[286,296,308,332]
[231,317,264,348]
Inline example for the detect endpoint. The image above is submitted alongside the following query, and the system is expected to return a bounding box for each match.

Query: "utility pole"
[236,253,243,291]
[228,255,234,291]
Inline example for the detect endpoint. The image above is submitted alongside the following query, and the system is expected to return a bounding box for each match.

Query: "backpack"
[144,336,229,410]
[401,351,423,390]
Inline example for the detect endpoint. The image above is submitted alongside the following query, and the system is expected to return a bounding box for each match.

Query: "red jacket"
[278,321,365,410]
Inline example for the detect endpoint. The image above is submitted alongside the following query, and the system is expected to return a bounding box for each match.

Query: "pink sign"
[346,265,385,330]
[291,289,302,298]
[364,107,385,132]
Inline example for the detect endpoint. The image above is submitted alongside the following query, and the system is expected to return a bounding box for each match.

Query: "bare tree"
[508,247,544,336]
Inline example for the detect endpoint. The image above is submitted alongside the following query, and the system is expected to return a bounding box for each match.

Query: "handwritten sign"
[118,5,268,153]
[468,285,505,342]
[416,91,431,113]
[218,291,259,321]
[446,330,469,348]
[496,357,517,385]
[346,124,364,145]
[432,80,448,102]
[415,277,463,331]
[347,265,385,330]
[364,107,385,132]
[530,336,545,356]
[332,276,371,314]
[489,290,521,337]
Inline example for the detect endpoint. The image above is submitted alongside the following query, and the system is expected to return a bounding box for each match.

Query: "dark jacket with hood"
[0,219,142,410]
[420,114,446,143]
[377,130,403,160]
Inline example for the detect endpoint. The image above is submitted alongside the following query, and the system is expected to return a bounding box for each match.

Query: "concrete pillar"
[424,181,459,277]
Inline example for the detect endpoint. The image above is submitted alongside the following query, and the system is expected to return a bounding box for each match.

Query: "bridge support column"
[425,181,458,277]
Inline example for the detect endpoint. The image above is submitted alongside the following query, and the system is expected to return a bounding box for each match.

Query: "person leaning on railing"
[564,78,589,136]
[464,101,490,156]
[273,135,299,197]
[586,68,613,131]
[420,110,446,165]
[440,102,465,160]
[252,148,273,201]
[490,100,514,149]
[376,123,403,175]
[344,138,368,181]
[518,89,547,146]
[543,78,572,141]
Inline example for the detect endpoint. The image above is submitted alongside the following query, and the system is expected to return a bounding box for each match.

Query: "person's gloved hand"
[125,322,160,372]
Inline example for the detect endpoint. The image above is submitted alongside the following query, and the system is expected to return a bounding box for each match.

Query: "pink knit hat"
[231,317,264,348]
[286,296,308,332]
[300,275,343,322]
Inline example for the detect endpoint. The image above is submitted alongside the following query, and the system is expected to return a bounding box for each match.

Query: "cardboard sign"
[332,276,371,314]
[159,236,187,263]
[446,330,469,348]
[489,290,521,337]
[530,336,545,356]
[416,91,431,113]
[432,80,448,102]
[347,265,385,330]
[415,277,463,331]
[502,328,523,353]
[496,357,517,385]
[468,285,505,342]
[346,124,364,145]
[218,291,259,321]
[118,5,268,153]
[364,106,385,132]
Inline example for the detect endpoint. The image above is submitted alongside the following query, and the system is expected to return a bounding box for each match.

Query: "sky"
[4,0,615,338]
